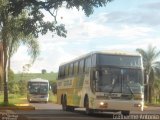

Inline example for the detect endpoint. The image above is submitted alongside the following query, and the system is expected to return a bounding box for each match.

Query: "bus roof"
[60,50,141,66]
[95,50,141,56]
[28,78,49,82]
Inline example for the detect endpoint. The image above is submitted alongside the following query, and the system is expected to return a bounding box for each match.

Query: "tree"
[42,69,47,74]
[153,78,160,103]
[0,0,113,104]
[8,69,15,93]
[7,11,40,71]
[18,79,27,95]
[8,0,113,37]
[0,1,40,104]
[136,45,160,103]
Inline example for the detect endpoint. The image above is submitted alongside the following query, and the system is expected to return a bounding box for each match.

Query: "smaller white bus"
[27,78,50,103]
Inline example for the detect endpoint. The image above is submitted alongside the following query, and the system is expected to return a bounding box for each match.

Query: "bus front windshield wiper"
[126,83,135,98]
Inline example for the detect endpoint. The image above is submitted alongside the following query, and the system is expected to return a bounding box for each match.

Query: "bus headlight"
[100,102,104,106]
[99,102,108,108]
[134,103,141,107]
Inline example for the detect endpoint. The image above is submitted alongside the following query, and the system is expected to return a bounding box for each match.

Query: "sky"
[11,0,160,73]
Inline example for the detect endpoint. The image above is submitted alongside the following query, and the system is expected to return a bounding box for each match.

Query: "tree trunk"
[148,85,152,103]
[144,85,147,102]
[2,9,9,105]
[3,42,9,104]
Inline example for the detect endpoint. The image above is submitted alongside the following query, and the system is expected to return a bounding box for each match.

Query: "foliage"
[50,80,57,94]
[18,79,27,95]
[153,78,160,103]
[14,72,57,82]
[136,45,160,103]
[8,70,19,94]
[0,0,113,104]
[7,0,113,38]
[42,69,47,74]
[0,0,39,104]
[14,72,57,95]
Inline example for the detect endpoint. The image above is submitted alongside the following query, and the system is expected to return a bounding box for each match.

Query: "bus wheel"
[121,111,130,116]
[44,101,48,104]
[28,99,32,103]
[62,96,67,111]
[68,106,75,112]
[84,97,93,115]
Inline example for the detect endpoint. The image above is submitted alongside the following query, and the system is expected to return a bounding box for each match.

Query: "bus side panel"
[57,73,93,108]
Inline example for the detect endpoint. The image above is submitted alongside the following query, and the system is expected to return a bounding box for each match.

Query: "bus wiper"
[126,83,134,98]
[109,79,116,94]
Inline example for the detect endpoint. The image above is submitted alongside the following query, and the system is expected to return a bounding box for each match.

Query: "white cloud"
[11,1,160,73]
[11,46,30,73]
[115,25,154,39]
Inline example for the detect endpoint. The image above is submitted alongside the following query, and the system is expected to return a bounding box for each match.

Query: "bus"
[27,78,50,103]
[57,51,144,115]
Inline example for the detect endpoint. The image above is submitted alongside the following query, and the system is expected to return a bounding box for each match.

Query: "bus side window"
[79,59,84,74]
[74,61,79,76]
[61,66,65,79]
[85,57,91,73]
[69,63,74,76]
[65,65,69,78]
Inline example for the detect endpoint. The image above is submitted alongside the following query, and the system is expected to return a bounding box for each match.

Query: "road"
[14,103,160,120]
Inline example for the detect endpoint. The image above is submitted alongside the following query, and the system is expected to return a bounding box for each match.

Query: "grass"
[0,94,28,105]
[0,72,57,106]
[0,92,57,106]
[14,72,57,82]
[0,102,16,107]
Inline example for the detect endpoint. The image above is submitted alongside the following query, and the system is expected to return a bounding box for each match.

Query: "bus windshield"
[97,54,141,67]
[96,68,143,94]
[28,82,49,95]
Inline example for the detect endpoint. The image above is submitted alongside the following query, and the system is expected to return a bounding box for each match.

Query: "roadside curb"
[0,106,35,110]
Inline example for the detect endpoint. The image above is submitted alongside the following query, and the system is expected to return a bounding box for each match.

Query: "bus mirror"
[145,74,149,84]
[50,86,52,90]
[112,78,115,85]
[95,71,99,80]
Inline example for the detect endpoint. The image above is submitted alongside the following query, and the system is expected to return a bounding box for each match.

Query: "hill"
[14,72,58,82]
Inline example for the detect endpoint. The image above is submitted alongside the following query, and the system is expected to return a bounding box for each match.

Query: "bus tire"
[62,95,71,111]
[62,96,67,111]
[62,96,74,112]
[67,106,75,112]
[84,96,93,115]
[28,99,32,103]
[121,110,130,116]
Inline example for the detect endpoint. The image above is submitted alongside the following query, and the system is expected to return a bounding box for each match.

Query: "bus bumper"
[93,100,144,112]
[29,96,49,102]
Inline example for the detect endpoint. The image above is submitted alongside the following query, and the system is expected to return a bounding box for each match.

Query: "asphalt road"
[14,103,160,120]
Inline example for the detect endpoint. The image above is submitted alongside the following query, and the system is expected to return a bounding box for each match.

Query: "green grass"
[0,94,28,105]
[0,102,16,107]
[14,72,57,82]
[0,92,57,106]
[0,72,57,106]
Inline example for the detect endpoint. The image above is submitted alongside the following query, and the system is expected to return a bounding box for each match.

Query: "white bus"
[57,51,144,115]
[27,78,50,103]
